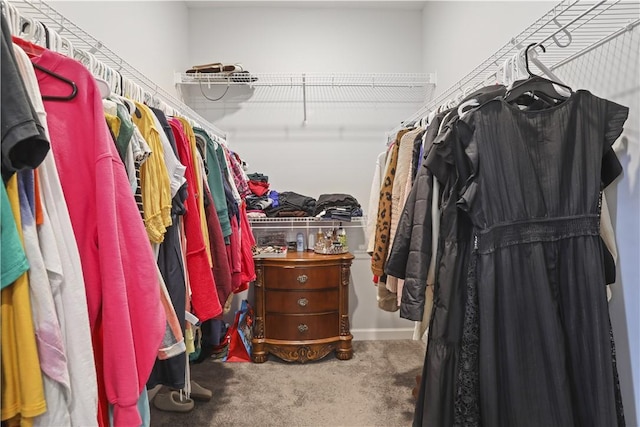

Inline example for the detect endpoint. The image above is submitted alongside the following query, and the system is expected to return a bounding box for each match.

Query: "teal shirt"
[1,183,28,288]
[114,102,135,163]
[194,128,232,238]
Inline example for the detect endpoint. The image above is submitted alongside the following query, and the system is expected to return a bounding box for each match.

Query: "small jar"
[296,233,304,252]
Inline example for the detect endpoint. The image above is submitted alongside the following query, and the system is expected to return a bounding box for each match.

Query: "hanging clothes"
[198,129,232,239]
[452,90,627,427]
[387,86,507,427]
[1,17,49,424]
[169,118,222,322]
[1,176,47,425]
[146,105,190,389]
[366,150,387,255]
[388,83,629,426]
[238,200,256,291]
[18,169,71,427]
[11,39,99,426]
[371,128,409,277]
[177,117,213,265]
[0,15,48,183]
[0,181,27,289]
[29,47,166,427]
[131,102,173,244]
[203,183,233,309]
[385,128,425,296]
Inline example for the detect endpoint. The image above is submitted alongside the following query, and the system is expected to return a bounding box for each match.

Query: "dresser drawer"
[266,312,339,341]
[265,289,339,314]
[263,265,340,290]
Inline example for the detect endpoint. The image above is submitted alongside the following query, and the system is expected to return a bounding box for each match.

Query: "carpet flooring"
[149,339,426,426]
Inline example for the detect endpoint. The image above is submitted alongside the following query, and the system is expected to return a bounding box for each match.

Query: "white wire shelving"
[5,0,228,141]
[177,72,437,124]
[248,216,366,230]
[390,0,640,134]
[177,72,434,89]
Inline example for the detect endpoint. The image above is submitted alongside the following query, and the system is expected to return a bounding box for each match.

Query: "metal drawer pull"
[297,274,308,284]
[297,298,309,307]
[298,324,309,333]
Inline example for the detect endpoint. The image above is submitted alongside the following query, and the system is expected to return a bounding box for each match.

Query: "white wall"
[188,4,424,74]
[186,4,426,338]
[185,5,424,205]
[422,1,555,97]
[50,1,189,96]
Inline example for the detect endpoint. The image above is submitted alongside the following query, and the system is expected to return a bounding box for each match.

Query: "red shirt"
[169,118,222,321]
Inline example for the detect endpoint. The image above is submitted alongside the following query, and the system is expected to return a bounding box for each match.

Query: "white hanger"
[426,109,436,127]
[2,0,21,36]
[20,16,46,46]
[458,99,479,119]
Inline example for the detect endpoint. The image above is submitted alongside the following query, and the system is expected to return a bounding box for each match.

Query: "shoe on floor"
[377,282,399,312]
[189,380,213,402]
[153,391,194,412]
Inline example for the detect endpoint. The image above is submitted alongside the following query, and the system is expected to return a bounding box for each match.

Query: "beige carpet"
[150,339,426,426]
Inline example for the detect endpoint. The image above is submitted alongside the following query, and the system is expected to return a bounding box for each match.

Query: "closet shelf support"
[302,73,307,125]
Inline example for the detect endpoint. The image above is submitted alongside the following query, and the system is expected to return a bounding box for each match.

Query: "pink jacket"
[35,49,165,426]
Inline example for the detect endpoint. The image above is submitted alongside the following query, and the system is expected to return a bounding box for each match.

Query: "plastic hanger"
[504,43,573,106]
[12,32,77,101]
[32,62,78,101]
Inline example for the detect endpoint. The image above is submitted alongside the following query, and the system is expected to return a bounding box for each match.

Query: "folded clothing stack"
[247,172,270,197]
[185,63,258,83]
[314,193,362,221]
[246,173,273,217]
[246,195,271,211]
[265,191,316,217]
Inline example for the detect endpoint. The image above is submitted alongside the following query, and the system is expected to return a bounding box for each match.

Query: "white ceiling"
[185,1,427,10]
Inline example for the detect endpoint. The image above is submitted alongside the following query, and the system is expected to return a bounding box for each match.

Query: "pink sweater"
[34,49,165,426]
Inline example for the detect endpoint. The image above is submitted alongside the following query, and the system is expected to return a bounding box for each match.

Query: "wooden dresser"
[252,251,354,363]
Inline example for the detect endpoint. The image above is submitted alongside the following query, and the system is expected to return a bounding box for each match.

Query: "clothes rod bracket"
[552,17,573,48]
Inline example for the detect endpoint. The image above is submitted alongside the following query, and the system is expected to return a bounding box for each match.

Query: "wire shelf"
[177,72,437,105]
[5,0,229,140]
[177,72,435,88]
[248,216,366,223]
[391,0,640,131]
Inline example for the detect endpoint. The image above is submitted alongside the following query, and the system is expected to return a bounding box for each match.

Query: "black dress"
[385,86,507,427]
[453,89,628,426]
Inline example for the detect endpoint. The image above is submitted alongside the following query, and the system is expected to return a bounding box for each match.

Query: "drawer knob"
[297,298,309,307]
[298,324,309,333]
[297,274,308,284]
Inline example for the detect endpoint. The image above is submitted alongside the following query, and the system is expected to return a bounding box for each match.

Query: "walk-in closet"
[1,0,638,426]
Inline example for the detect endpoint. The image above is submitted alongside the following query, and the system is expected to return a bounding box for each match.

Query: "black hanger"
[33,62,78,101]
[504,43,573,106]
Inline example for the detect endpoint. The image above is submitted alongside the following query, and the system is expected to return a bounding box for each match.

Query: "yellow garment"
[104,113,121,140]
[177,117,212,266]
[1,176,47,424]
[131,102,172,243]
